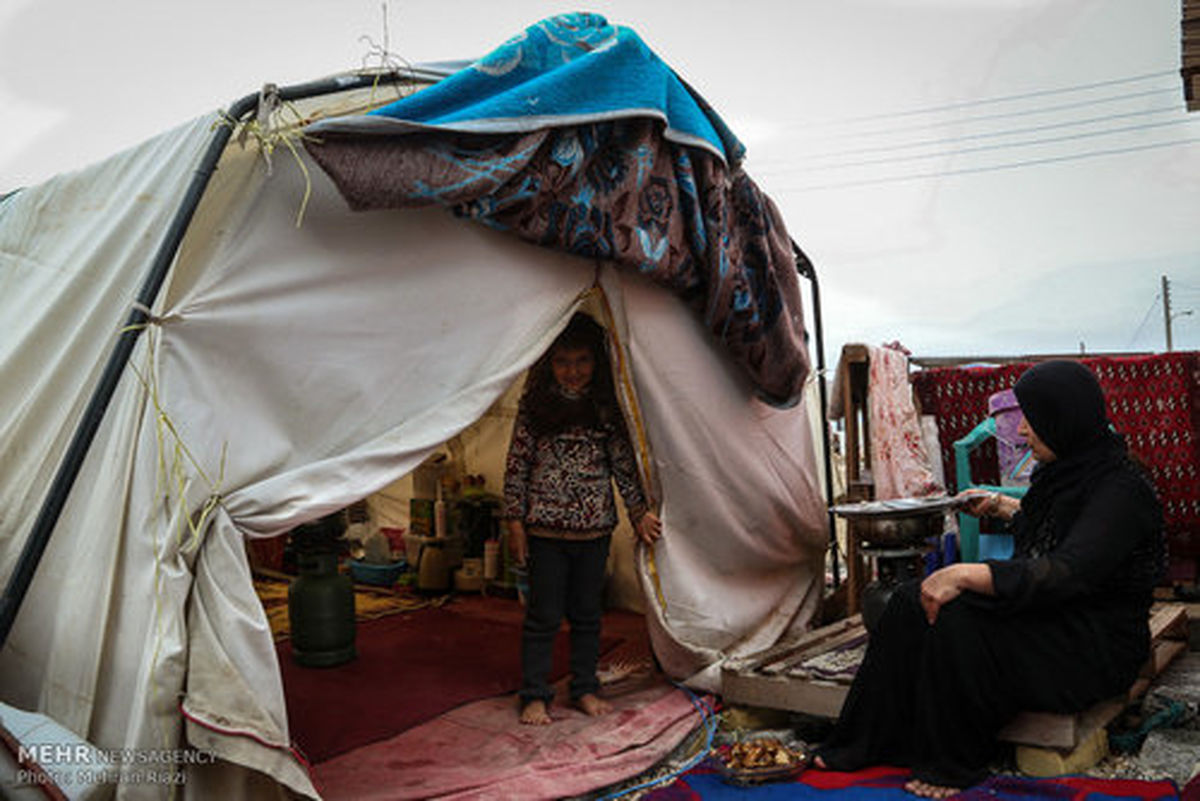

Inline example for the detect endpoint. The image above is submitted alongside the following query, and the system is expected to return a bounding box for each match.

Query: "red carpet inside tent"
[275,594,642,763]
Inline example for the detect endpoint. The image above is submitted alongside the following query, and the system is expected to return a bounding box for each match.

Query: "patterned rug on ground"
[313,676,704,800]
[254,575,441,640]
[645,761,1181,800]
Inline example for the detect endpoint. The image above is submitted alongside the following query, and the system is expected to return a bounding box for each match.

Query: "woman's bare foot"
[519,699,552,725]
[574,693,613,717]
[812,755,828,770]
[904,778,960,799]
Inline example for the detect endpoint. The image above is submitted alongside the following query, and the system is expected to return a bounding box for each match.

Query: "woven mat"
[790,633,868,682]
[254,576,443,640]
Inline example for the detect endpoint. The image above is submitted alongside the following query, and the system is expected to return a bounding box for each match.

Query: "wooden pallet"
[997,602,1189,749]
[721,614,863,719]
[720,604,1190,750]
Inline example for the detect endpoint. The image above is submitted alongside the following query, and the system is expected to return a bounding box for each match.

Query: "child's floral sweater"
[503,411,647,538]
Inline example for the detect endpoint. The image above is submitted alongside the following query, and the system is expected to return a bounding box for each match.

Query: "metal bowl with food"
[830,496,957,548]
[718,737,810,786]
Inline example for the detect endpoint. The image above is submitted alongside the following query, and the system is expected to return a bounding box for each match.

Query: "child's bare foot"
[574,693,612,717]
[519,699,552,725]
[904,778,960,798]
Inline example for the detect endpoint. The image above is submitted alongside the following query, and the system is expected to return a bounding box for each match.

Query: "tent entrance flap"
[0,71,421,650]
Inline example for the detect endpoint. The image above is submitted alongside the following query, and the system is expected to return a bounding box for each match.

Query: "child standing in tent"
[503,312,662,725]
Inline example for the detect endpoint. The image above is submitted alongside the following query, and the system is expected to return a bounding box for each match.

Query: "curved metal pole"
[792,241,839,588]
[0,72,413,647]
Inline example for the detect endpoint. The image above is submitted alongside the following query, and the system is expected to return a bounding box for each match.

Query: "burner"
[860,546,928,633]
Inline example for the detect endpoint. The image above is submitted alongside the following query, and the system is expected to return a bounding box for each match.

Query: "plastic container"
[483,540,500,580]
[434,483,447,539]
[410,498,434,538]
[412,455,445,500]
[453,565,485,592]
[988,389,1033,486]
[348,558,407,587]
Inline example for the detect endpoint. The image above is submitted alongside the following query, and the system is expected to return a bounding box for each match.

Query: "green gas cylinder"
[288,518,356,667]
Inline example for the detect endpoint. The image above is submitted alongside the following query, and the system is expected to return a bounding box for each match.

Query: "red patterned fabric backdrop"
[911,353,1200,582]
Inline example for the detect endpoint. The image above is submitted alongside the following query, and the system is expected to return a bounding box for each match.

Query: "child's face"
[550,346,595,395]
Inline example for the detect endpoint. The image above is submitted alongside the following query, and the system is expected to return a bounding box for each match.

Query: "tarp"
[309,11,744,163]
[306,13,809,407]
[0,22,826,801]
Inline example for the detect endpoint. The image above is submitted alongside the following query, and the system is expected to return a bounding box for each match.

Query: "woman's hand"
[633,511,662,545]
[507,520,528,565]
[954,489,1019,520]
[920,563,994,625]
[920,566,965,625]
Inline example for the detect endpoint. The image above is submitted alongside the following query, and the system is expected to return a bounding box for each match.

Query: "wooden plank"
[1149,602,1188,641]
[721,669,849,719]
[729,615,863,674]
[763,623,867,675]
[998,711,1079,750]
[728,603,1187,749]
[998,694,1128,750]
[1142,638,1188,678]
[1127,676,1152,701]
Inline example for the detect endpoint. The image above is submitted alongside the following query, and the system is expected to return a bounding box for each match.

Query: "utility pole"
[1163,274,1173,352]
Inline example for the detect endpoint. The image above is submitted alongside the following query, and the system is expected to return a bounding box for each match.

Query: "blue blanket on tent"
[305,13,809,405]
[310,12,745,166]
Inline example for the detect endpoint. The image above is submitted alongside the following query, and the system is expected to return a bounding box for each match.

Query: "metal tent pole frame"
[0,73,416,647]
[793,241,839,588]
[0,78,839,644]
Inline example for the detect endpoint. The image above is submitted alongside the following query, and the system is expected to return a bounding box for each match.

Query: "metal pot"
[851,509,944,548]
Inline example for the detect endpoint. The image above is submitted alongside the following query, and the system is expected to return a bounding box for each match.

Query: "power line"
[776,86,1182,145]
[801,69,1178,125]
[1127,293,1162,349]
[784,115,1200,173]
[786,105,1188,167]
[777,135,1200,192]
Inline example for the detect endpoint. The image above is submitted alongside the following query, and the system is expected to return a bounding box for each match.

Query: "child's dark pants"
[520,534,612,705]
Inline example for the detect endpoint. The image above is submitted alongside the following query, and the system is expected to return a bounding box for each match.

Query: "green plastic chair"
[953,417,1027,562]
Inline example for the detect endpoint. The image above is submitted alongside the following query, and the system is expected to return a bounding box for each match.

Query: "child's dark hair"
[521,312,620,438]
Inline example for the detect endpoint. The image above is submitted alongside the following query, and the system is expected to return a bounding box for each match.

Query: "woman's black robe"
[817,443,1163,788]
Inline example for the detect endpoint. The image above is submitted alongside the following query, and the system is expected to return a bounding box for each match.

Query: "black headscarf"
[1012,360,1128,556]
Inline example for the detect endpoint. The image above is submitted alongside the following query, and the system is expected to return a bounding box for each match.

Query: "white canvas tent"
[0,70,828,799]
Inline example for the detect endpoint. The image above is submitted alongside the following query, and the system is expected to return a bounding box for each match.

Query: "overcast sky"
[2,0,1198,363]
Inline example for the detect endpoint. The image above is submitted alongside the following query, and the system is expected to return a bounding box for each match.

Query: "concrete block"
[1016,727,1108,777]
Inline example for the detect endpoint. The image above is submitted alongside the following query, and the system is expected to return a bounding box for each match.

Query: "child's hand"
[634,511,662,545]
[508,520,528,565]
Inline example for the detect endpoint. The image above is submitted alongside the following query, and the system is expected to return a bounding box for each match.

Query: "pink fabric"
[312,679,706,800]
[867,346,944,499]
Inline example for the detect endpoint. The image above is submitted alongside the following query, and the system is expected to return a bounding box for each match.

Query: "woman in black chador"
[814,360,1164,799]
